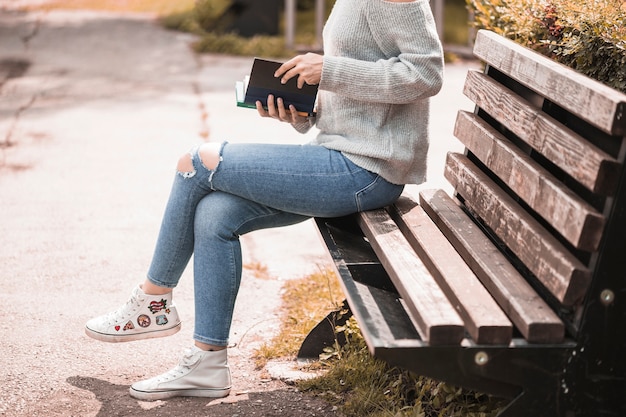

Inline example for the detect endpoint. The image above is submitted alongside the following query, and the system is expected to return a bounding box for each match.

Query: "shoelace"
[106,292,144,325]
[153,348,200,383]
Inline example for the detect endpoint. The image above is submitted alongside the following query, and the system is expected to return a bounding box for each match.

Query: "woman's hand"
[274,53,323,88]
[256,94,308,124]
[256,53,321,123]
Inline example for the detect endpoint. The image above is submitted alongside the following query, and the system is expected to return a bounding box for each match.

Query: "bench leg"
[297,300,352,359]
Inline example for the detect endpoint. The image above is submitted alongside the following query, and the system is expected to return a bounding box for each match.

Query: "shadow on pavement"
[67,376,342,417]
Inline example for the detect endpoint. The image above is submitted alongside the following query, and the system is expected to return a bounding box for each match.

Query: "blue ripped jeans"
[146,142,404,346]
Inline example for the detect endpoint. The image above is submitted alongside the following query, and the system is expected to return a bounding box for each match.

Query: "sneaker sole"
[84,322,181,343]
[129,386,231,401]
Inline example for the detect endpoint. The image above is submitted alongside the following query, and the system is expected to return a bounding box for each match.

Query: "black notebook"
[235,58,318,116]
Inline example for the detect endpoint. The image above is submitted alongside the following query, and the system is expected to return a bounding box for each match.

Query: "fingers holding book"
[256,94,308,125]
[236,58,318,117]
[275,53,323,89]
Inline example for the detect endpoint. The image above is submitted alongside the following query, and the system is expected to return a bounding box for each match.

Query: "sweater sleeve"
[291,115,316,134]
[319,0,443,104]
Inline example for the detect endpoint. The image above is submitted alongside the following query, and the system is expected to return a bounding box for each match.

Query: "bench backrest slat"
[444,30,626,336]
[454,110,606,252]
[472,30,626,136]
[445,152,592,306]
[463,69,621,196]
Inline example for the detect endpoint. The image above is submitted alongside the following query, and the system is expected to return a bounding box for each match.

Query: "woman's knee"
[176,152,195,176]
[176,143,222,175]
[195,193,240,237]
[198,143,221,170]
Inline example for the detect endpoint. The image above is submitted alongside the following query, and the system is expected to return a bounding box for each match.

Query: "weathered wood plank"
[463,70,621,195]
[444,153,592,306]
[388,197,513,345]
[314,217,424,354]
[454,110,607,251]
[418,189,565,343]
[473,29,626,136]
[357,209,465,345]
[334,263,424,353]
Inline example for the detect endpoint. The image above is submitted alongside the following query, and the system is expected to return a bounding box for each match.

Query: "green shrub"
[168,0,291,57]
[159,0,232,34]
[297,0,318,10]
[164,0,338,57]
[159,10,199,33]
[467,0,626,92]
[194,0,231,33]
[192,32,292,57]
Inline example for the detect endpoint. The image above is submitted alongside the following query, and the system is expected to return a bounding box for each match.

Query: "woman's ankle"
[195,341,227,352]
[141,280,172,296]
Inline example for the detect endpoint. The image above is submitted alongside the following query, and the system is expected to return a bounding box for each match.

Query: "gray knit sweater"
[301,0,444,185]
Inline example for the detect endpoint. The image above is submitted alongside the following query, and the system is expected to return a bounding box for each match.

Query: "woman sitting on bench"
[84,0,444,401]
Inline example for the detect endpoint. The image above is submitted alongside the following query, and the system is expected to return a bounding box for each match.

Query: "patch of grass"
[254,266,504,417]
[253,268,343,368]
[193,32,294,58]
[243,261,272,280]
[159,10,199,33]
[297,319,505,417]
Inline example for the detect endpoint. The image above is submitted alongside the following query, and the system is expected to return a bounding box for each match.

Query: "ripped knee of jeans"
[176,142,226,181]
[198,142,223,171]
[176,150,196,178]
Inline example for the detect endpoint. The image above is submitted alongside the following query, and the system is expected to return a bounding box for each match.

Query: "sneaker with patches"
[85,285,181,342]
[129,346,231,401]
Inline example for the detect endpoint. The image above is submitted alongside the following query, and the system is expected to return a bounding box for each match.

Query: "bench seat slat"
[314,218,424,353]
[388,198,513,345]
[445,152,592,306]
[339,266,424,352]
[463,70,621,195]
[472,29,626,136]
[454,110,606,252]
[419,189,565,343]
[357,209,465,345]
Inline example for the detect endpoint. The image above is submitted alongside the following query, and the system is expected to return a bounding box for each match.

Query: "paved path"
[0,6,477,416]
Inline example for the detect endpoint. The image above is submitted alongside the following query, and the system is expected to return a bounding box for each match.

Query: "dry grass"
[22,0,195,16]
[250,264,505,416]
[253,268,343,368]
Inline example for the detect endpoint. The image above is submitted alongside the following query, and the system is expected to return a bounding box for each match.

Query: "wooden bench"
[300,30,626,416]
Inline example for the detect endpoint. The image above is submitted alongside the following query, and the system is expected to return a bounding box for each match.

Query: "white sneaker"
[129,346,232,401]
[85,285,181,343]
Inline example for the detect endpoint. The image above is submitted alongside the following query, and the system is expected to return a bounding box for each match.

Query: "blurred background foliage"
[170,0,625,92]
[162,0,472,58]
[31,0,626,92]
[161,0,336,56]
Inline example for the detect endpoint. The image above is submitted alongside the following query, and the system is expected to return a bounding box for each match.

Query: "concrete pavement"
[0,6,477,416]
